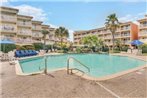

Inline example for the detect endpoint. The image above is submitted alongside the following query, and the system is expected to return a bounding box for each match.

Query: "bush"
[76,47,82,53]
[45,45,52,50]
[16,45,26,50]
[113,50,120,53]
[23,45,35,50]
[140,44,147,53]
[33,43,43,51]
[62,47,69,53]
[1,44,16,53]
[102,46,109,52]
[121,45,129,52]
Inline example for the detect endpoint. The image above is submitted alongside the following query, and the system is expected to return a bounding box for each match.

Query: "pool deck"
[1,53,147,98]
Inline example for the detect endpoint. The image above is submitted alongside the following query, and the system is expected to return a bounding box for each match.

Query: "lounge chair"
[20,50,28,56]
[24,50,31,56]
[32,50,37,55]
[15,50,23,57]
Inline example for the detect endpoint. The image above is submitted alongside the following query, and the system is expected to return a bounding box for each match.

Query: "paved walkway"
[1,61,147,98]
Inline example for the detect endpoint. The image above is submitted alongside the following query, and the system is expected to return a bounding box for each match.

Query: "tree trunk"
[43,36,46,50]
[44,56,47,74]
[112,34,115,53]
[61,38,63,47]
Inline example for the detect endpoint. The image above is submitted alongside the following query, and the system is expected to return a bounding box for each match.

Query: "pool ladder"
[67,57,90,75]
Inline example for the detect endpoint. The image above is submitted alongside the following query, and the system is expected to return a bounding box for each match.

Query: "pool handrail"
[67,57,90,74]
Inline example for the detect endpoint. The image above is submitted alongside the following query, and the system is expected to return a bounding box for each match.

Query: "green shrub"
[121,46,129,52]
[16,45,26,50]
[33,43,43,50]
[62,47,69,53]
[76,47,82,53]
[102,46,109,52]
[1,44,16,53]
[45,45,52,50]
[113,50,120,53]
[23,45,35,50]
[140,44,147,53]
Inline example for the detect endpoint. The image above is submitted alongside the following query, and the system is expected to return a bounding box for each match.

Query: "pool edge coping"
[15,53,147,81]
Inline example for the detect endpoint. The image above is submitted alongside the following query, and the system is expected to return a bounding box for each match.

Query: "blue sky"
[1,0,146,41]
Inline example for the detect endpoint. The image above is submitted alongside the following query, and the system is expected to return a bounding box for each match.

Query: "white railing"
[32,26,42,30]
[17,21,32,26]
[121,26,130,31]
[139,31,147,36]
[16,38,32,43]
[17,31,32,36]
[0,25,16,32]
[140,24,147,28]
[1,15,17,22]
[32,32,43,37]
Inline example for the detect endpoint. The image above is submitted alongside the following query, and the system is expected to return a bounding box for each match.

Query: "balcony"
[16,38,33,44]
[1,15,17,23]
[0,36,16,41]
[139,32,147,37]
[17,30,32,36]
[32,26,42,31]
[139,38,147,43]
[32,40,42,43]
[105,42,112,46]
[121,33,130,37]
[104,36,111,39]
[120,26,130,31]
[114,34,121,38]
[32,32,43,38]
[0,25,17,33]
[17,21,32,27]
[140,24,147,29]
[122,40,130,44]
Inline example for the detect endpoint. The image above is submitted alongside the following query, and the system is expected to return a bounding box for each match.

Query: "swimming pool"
[19,54,146,78]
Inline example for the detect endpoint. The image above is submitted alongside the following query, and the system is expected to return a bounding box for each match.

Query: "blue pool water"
[19,54,146,78]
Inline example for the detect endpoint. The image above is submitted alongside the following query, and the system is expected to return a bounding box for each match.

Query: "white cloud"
[13,4,48,22]
[118,12,146,25]
[0,0,9,6]
[48,23,58,28]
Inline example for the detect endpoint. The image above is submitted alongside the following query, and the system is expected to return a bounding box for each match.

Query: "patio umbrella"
[0,39,15,52]
[0,39,15,44]
[130,40,144,46]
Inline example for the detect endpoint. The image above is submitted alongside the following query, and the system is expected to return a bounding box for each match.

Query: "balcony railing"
[121,33,130,37]
[0,36,33,44]
[140,24,147,28]
[32,32,43,38]
[32,26,42,31]
[17,30,32,36]
[139,32,147,36]
[122,40,130,44]
[121,27,130,31]
[32,40,42,43]
[17,22,32,27]
[0,25,16,32]
[16,38,32,43]
[1,15,17,22]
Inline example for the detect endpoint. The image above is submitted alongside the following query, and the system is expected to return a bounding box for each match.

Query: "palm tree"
[55,27,69,47]
[81,35,104,52]
[41,29,50,50]
[105,13,119,52]
[41,30,50,74]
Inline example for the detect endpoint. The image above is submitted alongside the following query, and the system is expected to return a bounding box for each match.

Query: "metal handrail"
[67,57,90,74]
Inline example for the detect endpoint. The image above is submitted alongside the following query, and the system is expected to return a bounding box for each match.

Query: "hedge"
[141,44,147,53]
[1,44,16,53]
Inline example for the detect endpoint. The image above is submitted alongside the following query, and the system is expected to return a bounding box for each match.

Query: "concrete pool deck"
[0,60,147,98]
